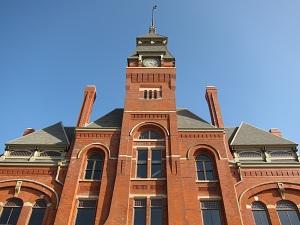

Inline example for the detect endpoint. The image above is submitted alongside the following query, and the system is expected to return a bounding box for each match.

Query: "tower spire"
[149,5,157,34]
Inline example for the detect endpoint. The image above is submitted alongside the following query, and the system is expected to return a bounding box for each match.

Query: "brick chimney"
[23,128,35,136]
[205,86,224,128]
[269,128,282,137]
[77,85,96,127]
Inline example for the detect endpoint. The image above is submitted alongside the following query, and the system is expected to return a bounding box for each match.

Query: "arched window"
[195,154,215,181]
[139,130,163,140]
[276,200,300,225]
[84,151,104,180]
[28,199,47,225]
[252,202,271,225]
[0,198,23,225]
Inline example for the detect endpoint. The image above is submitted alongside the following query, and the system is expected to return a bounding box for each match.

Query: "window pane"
[28,208,46,225]
[86,160,94,170]
[196,161,204,171]
[75,208,96,225]
[198,171,205,180]
[85,170,93,179]
[134,207,146,225]
[0,207,13,224]
[93,170,102,180]
[151,164,162,178]
[151,207,163,225]
[211,210,222,225]
[152,150,162,161]
[278,211,291,225]
[137,164,147,178]
[0,207,22,225]
[95,160,103,170]
[138,150,148,161]
[205,162,213,170]
[288,211,300,225]
[8,207,21,225]
[206,171,214,180]
[150,131,162,139]
[201,201,222,225]
[203,210,222,225]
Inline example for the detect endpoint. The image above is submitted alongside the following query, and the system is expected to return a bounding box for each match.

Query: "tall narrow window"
[154,90,158,99]
[133,199,146,225]
[149,90,153,99]
[75,200,97,225]
[277,200,300,225]
[137,149,148,178]
[84,151,104,180]
[201,201,222,225]
[151,149,162,178]
[151,199,164,225]
[196,154,215,181]
[0,198,23,225]
[28,199,47,225]
[252,202,271,225]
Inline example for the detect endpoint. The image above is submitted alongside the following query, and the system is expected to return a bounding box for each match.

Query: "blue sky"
[0,0,299,149]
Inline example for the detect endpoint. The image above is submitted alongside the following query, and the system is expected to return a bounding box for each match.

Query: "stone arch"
[0,179,59,208]
[129,122,169,137]
[77,143,111,159]
[239,182,300,208]
[186,144,221,160]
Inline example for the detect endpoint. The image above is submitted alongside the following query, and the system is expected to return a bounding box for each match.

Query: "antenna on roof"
[149,5,157,34]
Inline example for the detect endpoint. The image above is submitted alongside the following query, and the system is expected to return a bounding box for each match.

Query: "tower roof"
[128,6,174,61]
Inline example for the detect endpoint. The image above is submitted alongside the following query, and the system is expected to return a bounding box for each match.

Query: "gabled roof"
[87,108,124,128]
[6,122,70,147]
[230,122,297,146]
[176,109,214,129]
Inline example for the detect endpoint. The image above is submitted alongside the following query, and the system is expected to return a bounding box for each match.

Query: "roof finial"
[149,5,157,34]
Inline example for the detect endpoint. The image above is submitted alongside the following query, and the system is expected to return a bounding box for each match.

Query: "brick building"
[0,24,299,225]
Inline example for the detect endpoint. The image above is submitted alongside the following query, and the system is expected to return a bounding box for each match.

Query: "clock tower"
[104,19,189,225]
[125,24,176,112]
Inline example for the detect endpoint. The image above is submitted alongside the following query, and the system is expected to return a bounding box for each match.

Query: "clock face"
[142,58,160,67]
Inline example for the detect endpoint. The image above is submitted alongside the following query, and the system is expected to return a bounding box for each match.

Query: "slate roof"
[6,122,70,147]
[128,31,174,60]
[87,108,124,128]
[230,122,297,146]
[225,127,238,143]
[176,109,214,129]
[5,110,297,148]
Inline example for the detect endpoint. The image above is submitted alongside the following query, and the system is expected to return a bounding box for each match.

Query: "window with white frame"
[136,148,163,178]
[0,198,23,225]
[133,198,147,225]
[195,154,216,181]
[276,200,300,225]
[200,200,223,225]
[133,198,165,225]
[75,200,97,225]
[84,151,104,180]
[252,201,271,225]
[28,199,48,225]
